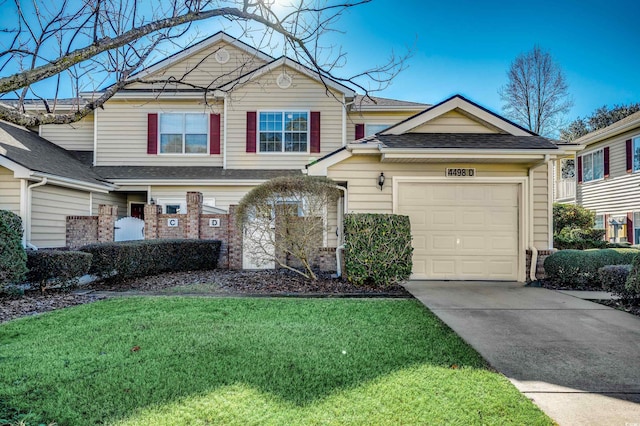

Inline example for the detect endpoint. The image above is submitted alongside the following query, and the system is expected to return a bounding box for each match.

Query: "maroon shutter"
[210,113,221,155]
[310,111,321,153]
[246,111,257,153]
[604,147,610,178]
[355,124,364,139]
[627,139,633,172]
[627,212,634,244]
[147,113,158,154]
[577,156,583,183]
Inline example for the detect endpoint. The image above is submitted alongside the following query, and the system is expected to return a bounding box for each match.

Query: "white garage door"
[397,182,519,280]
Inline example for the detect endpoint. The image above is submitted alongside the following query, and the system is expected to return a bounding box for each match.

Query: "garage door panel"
[398,182,519,281]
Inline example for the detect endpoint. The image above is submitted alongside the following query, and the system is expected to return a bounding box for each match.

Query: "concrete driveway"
[404,281,640,426]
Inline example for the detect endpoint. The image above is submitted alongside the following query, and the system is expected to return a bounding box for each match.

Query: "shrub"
[344,213,413,287]
[598,265,636,300]
[553,203,595,231]
[0,210,27,289]
[544,248,639,288]
[80,239,221,281]
[554,227,607,250]
[27,250,92,292]
[626,253,640,296]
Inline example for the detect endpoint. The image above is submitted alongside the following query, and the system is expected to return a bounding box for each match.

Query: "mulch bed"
[1,270,410,324]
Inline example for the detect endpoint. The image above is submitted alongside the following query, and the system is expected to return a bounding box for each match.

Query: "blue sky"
[317,0,640,121]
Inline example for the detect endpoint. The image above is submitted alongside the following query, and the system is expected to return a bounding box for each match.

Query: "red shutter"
[210,113,221,155]
[355,124,365,140]
[626,139,633,172]
[577,156,583,184]
[246,111,257,153]
[310,111,321,153]
[604,147,610,178]
[627,212,634,244]
[147,113,158,155]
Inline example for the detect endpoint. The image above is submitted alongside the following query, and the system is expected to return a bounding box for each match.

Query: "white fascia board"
[575,120,640,146]
[219,57,356,97]
[129,32,273,81]
[110,179,270,186]
[0,156,32,178]
[382,96,531,136]
[306,149,352,176]
[351,105,428,112]
[31,172,114,193]
[380,151,555,161]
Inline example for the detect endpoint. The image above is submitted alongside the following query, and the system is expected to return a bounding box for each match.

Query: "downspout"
[333,185,348,278]
[25,177,48,249]
[223,93,228,169]
[528,154,551,282]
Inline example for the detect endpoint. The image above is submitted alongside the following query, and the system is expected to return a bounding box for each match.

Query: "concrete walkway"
[404,281,640,426]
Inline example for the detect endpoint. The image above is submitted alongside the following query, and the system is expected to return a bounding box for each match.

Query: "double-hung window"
[581,149,604,182]
[365,123,391,137]
[594,214,605,230]
[159,113,208,154]
[634,137,640,172]
[259,111,308,153]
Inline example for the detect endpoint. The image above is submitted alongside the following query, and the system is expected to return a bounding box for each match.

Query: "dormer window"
[258,111,309,153]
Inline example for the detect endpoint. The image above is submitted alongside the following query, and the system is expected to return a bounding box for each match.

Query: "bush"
[544,248,639,288]
[598,265,637,300]
[554,227,607,250]
[344,214,413,287]
[27,250,92,292]
[626,253,640,296]
[553,203,595,231]
[0,210,27,289]
[80,239,221,281]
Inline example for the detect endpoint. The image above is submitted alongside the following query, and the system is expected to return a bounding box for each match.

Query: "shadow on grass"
[0,297,544,425]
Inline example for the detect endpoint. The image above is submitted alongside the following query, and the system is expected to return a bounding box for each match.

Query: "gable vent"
[276,72,292,89]
[214,48,230,64]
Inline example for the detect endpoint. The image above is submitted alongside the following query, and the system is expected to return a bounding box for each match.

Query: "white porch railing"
[556,179,576,200]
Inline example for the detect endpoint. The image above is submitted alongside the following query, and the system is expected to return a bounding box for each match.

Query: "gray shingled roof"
[371,133,559,150]
[352,95,429,109]
[92,166,302,180]
[0,121,109,186]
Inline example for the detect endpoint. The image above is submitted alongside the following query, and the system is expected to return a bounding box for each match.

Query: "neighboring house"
[567,111,640,244]
[0,31,574,280]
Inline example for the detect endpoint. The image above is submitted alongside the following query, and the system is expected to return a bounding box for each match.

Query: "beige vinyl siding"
[0,167,21,215]
[31,185,90,248]
[95,100,224,166]
[92,192,128,217]
[150,185,256,211]
[328,155,550,249]
[410,110,499,134]
[128,41,267,90]
[39,114,94,151]
[532,163,550,249]
[225,66,343,169]
[577,128,640,216]
[346,111,422,141]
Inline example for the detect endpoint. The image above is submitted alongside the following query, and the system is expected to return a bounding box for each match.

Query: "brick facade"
[66,216,98,249]
[526,249,555,282]
[97,205,117,243]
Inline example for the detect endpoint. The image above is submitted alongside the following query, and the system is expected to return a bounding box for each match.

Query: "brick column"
[97,204,117,243]
[186,191,203,239]
[144,204,161,240]
[228,204,243,269]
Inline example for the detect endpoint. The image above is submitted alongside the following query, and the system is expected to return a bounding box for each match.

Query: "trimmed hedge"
[27,250,92,292]
[626,253,640,295]
[554,227,606,250]
[79,239,221,281]
[598,265,636,299]
[344,213,413,287]
[0,210,27,289]
[544,248,639,288]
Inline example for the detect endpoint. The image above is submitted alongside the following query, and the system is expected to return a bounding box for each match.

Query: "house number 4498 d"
[446,168,476,177]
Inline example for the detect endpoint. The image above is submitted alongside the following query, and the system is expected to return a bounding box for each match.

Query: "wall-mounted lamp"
[378,172,385,191]
[150,198,155,205]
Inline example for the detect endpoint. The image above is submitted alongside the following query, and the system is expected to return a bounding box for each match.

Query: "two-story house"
[0,31,575,281]
[568,111,640,243]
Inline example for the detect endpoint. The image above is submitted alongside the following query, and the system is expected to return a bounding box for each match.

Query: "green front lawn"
[0,297,551,425]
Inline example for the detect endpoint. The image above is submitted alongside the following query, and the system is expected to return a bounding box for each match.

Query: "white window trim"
[633,136,640,173]
[257,110,311,155]
[594,214,605,230]
[633,211,640,245]
[581,149,604,183]
[156,198,186,214]
[158,112,210,156]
